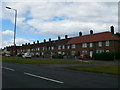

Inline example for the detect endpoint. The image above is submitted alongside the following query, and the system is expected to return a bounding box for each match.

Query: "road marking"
[2,67,15,71]
[24,72,64,84]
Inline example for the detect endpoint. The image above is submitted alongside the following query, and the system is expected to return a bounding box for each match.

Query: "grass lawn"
[64,65,119,75]
[1,56,97,64]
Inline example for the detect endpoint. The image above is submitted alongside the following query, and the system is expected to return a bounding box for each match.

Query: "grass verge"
[64,65,119,75]
[2,56,97,64]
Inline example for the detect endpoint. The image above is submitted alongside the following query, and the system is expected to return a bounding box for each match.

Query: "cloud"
[2,30,14,35]
[1,37,30,48]
[5,2,117,34]
[1,2,118,48]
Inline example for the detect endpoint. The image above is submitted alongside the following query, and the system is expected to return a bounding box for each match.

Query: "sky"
[1,0,119,49]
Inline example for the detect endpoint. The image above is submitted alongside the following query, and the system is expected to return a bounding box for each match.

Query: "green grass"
[2,56,97,64]
[64,65,119,75]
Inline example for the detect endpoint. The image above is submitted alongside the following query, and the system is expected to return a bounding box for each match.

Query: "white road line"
[24,72,64,84]
[2,67,15,71]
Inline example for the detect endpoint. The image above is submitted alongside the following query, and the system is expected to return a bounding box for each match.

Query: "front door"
[90,51,93,58]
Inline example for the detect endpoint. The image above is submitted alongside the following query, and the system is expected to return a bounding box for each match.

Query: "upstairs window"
[62,45,65,49]
[58,45,61,50]
[106,41,110,46]
[89,43,93,47]
[67,45,70,49]
[71,44,76,49]
[51,46,54,50]
[98,42,102,47]
[82,43,87,48]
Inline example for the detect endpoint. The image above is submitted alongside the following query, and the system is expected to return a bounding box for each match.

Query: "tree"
[115,32,120,37]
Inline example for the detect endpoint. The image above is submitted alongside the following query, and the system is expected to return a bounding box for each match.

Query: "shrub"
[93,51,120,61]
[52,55,63,59]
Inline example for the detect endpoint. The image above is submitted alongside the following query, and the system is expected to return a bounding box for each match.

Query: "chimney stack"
[33,41,35,44]
[44,39,46,43]
[79,32,82,36]
[25,43,27,45]
[110,26,114,34]
[90,30,93,35]
[58,36,61,40]
[49,38,51,42]
[37,40,39,44]
[65,35,68,39]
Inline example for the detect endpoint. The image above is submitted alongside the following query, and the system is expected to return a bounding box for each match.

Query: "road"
[2,62,118,88]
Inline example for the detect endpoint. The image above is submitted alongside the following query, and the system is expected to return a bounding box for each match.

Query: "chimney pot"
[79,32,82,36]
[65,35,68,39]
[49,38,51,42]
[33,41,35,44]
[90,30,93,35]
[110,26,114,34]
[58,36,61,40]
[44,39,46,43]
[37,40,39,44]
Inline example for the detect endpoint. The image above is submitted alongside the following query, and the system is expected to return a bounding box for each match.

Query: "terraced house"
[2,26,120,59]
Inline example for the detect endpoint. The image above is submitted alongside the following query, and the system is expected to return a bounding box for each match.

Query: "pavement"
[2,62,119,88]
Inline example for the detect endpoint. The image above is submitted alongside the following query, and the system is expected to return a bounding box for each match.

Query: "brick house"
[65,26,120,58]
[3,26,120,58]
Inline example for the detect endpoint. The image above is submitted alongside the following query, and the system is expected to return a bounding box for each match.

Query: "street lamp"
[6,6,17,56]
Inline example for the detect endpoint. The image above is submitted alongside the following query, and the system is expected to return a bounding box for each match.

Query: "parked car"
[17,53,24,57]
[77,54,91,59]
[22,53,32,59]
[5,54,11,57]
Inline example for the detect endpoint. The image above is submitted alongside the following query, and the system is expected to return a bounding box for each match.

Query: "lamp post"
[6,6,17,56]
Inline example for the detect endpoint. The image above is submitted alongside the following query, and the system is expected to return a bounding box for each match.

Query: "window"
[82,50,87,54]
[71,51,76,56]
[106,41,110,46]
[62,45,65,49]
[48,47,51,50]
[96,50,104,53]
[106,50,110,52]
[42,47,45,50]
[28,49,30,52]
[71,44,76,49]
[62,52,65,55]
[41,52,44,55]
[98,42,102,47]
[58,45,61,50]
[82,43,87,48]
[58,51,62,55]
[67,45,70,49]
[89,43,93,47]
[36,53,40,55]
[51,46,54,50]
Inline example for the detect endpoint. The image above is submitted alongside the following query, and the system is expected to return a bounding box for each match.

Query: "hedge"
[93,51,120,60]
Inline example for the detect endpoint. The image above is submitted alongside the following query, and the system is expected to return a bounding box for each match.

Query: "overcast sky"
[1,0,119,48]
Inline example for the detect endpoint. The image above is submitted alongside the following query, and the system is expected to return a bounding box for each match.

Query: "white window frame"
[58,45,61,50]
[89,43,93,47]
[58,51,62,55]
[106,41,110,46]
[82,43,87,48]
[82,50,87,54]
[106,50,110,52]
[51,46,54,50]
[98,42,102,47]
[71,51,76,56]
[67,45,70,49]
[62,45,65,49]
[71,44,76,49]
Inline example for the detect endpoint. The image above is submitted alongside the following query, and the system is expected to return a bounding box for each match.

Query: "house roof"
[66,32,120,45]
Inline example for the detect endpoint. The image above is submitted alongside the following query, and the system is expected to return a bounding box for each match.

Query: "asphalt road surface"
[2,62,118,88]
